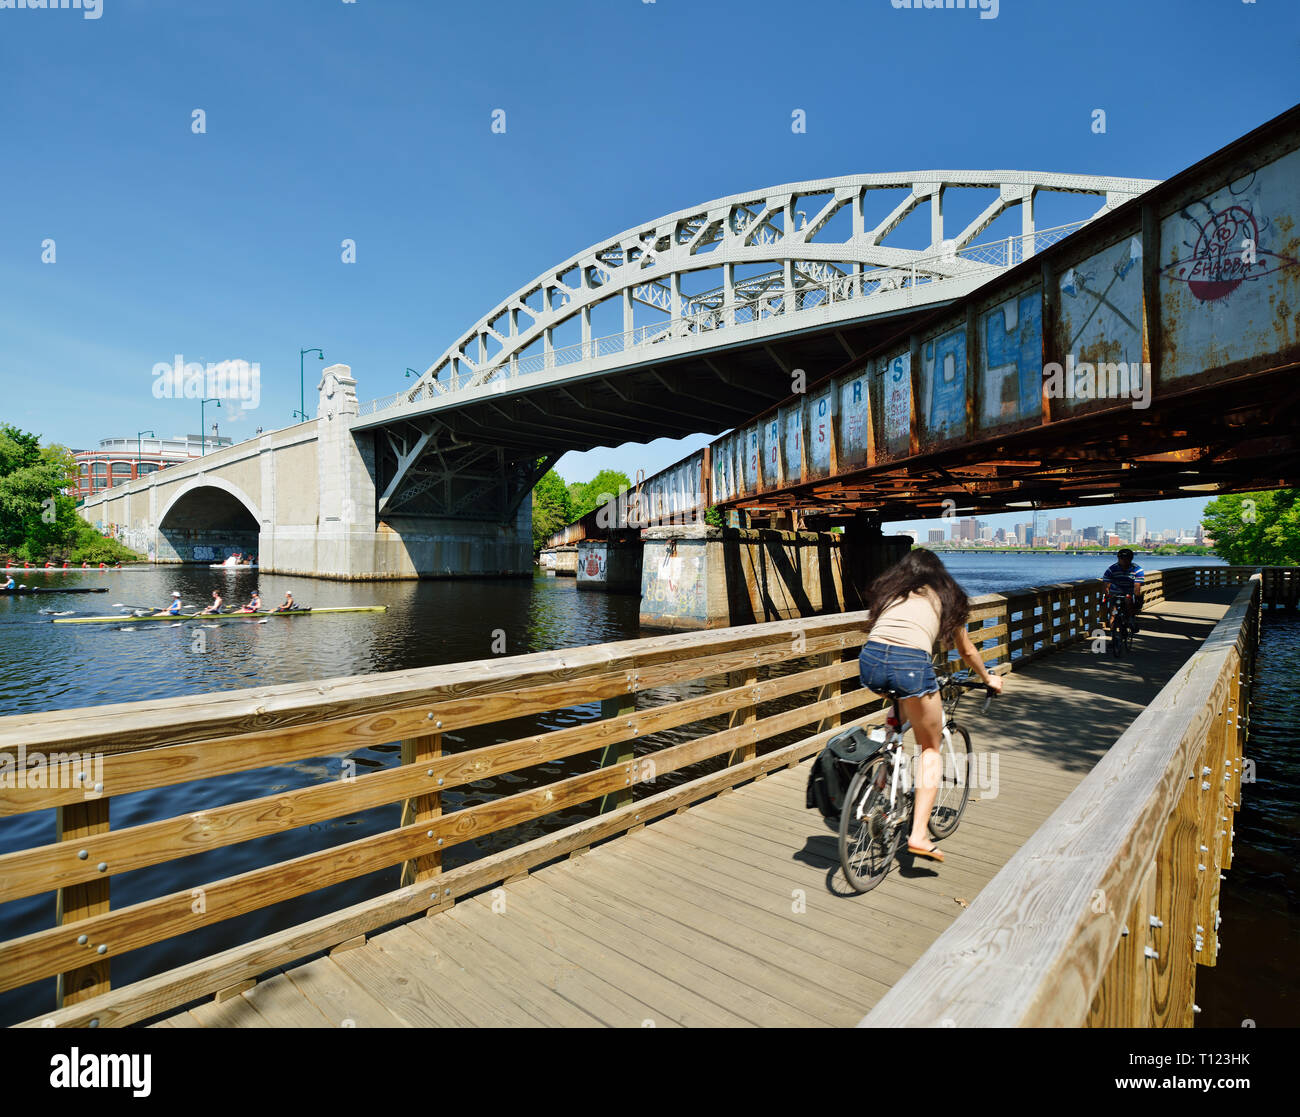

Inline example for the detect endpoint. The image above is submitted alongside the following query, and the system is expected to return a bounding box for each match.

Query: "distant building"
[1115,519,1133,543]
[958,517,978,542]
[1015,523,1029,545]
[1133,516,1147,544]
[73,433,233,500]
[928,529,946,543]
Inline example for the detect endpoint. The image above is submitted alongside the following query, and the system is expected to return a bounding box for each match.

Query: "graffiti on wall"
[923,327,967,441]
[981,291,1043,426]
[881,352,911,455]
[641,543,707,623]
[1161,146,1300,379]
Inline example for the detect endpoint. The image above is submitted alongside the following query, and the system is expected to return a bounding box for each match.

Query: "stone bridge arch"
[156,478,263,564]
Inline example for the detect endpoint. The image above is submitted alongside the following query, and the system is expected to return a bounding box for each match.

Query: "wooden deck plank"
[283,956,412,1028]
[564,839,895,1003]
[239,971,333,1028]
[187,989,271,1028]
[403,908,605,1027]
[329,935,482,1028]
[526,869,839,1026]
[445,896,677,1027]
[460,888,753,1027]
[368,923,545,1027]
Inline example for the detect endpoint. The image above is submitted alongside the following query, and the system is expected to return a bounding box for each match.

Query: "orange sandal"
[907,843,945,862]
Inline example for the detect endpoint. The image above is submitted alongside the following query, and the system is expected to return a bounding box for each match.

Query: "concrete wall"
[576,539,642,594]
[639,524,847,630]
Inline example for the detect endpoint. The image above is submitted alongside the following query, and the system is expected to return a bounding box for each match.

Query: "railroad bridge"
[82,107,1299,593]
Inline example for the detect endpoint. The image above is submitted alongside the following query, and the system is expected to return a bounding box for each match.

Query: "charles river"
[0,552,1293,1026]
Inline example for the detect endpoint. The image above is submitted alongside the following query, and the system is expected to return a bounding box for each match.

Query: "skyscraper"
[1133,516,1147,545]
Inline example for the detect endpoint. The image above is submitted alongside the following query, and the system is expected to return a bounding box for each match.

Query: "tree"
[570,469,632,520]
[531,469,573,553]
[1201,490,1300,565]
[0,423,141,563]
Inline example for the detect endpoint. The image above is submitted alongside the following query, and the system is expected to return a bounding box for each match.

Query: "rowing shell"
[209,564,257,569]
[2,587,109,596]
[53,606,387,625]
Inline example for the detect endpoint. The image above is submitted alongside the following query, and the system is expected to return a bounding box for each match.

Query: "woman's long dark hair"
[866,548,969,645]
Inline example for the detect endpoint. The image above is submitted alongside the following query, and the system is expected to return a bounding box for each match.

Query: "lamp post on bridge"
[200,399,220,456]
[297,347,324,421]
[136,430,154,474]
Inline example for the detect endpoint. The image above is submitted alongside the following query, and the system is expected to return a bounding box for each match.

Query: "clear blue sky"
[1,0,1295,535]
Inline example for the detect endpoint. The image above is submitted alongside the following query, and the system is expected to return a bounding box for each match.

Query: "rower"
[275,591,296,612]
[2,576,14,590]
[201,590,224,615]
[239,589,262,614]
[156,591,183,616]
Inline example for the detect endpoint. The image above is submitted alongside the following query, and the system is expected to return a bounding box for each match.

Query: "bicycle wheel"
[1108,605,1124,657]
[839,756,901,894]
[928,723,973,839]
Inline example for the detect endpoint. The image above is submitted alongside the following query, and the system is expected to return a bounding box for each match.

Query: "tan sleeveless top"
[867,588,941,652]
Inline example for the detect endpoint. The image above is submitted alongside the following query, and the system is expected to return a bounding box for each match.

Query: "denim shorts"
[858,641,940,699]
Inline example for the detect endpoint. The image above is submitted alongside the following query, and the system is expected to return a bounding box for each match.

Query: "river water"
[0,552,1292,1025]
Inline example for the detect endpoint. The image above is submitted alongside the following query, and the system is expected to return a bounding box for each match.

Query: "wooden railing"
[862,573,1259,1027]
[0,564,1265,1028]
[2,612,889,1028]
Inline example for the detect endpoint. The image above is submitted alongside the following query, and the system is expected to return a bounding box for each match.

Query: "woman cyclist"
[858,549,1003,863]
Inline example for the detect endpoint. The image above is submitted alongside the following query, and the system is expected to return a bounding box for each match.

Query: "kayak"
[1,587,109,596]
[209,564,257,569]
[53,606,387,625]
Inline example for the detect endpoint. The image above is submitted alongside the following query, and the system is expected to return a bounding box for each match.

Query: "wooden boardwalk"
[152,588,1239,1028]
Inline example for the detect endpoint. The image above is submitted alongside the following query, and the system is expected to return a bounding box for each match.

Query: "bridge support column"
[577,535,642,594]
[639,524,848,631]
[839,514,913,610]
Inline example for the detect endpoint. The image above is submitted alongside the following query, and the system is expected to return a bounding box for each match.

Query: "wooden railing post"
[727,667,760,764]
[598,694,636,812]
[56,798,110,1007]
[400,733,442,888]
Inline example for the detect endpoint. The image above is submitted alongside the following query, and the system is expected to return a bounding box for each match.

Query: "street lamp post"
[136,430,154,474]
[201,399,220,455]
[299,347,324,420]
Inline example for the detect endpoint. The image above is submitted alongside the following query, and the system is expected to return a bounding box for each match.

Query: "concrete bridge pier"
[577,534,643,593]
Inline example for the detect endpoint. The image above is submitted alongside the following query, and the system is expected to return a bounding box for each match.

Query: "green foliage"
[530,467,634,553]
[569,470,632,520]
[1202,490,1300,565]
[0,423,143,564]
[704,505,725,529]
[531,469,573,553]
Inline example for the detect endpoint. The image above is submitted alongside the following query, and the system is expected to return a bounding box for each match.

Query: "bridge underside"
[372,307,936,517]
[729,363,1300,521]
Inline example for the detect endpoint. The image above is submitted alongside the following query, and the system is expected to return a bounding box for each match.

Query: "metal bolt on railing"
[1148,915,1163,928]
[1144,947,1159,959]
[77,934,88,945]
[77,850,87,860]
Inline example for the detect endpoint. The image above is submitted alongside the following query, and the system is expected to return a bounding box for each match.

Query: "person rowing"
[238,590,262,614]
[275,591,298,612]
[2,576,14,590]
[154,591,183,617]
[201,590,224,615]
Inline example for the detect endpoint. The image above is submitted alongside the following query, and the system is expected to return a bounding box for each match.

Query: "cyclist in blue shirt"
[1102,548,1145,634]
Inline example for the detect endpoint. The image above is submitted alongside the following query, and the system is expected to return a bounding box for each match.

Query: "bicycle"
[838,671,996,894]
[1105,590,1135,657]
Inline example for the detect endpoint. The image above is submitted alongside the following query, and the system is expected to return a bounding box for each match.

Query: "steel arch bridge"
[359,170,1159,520]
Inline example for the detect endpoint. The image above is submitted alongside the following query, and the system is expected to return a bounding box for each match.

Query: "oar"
[112,602,160,614]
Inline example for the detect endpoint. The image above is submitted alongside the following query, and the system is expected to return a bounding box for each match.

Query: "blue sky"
[1,0,1295,535]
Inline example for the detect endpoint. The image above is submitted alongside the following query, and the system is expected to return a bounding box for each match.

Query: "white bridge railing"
[358,221,1087,420]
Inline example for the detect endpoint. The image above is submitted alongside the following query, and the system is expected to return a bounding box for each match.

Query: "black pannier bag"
[805,726,883,820]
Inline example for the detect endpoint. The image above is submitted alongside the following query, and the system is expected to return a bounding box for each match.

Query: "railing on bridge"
[0,565,1271,1028]
[863,569,1260,1027]
[358,222,1090,420]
